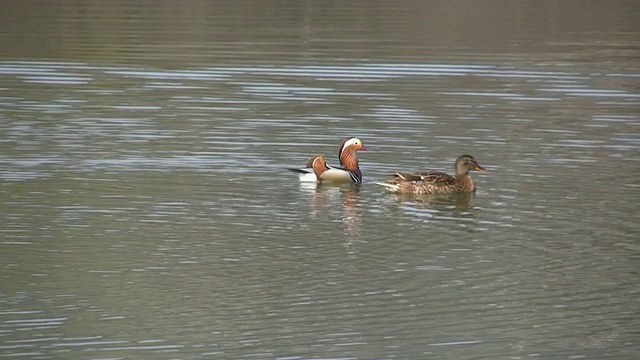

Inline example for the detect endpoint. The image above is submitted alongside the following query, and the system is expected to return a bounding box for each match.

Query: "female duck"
[376,154,486,195]
[288,137,367,184]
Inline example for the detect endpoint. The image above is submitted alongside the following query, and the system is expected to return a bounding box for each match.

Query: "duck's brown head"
[454,154,486,176]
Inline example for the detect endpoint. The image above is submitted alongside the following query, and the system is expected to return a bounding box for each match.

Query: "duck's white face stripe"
[341,137,362,150]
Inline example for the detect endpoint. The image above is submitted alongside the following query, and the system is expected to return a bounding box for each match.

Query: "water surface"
[1,1,639,359]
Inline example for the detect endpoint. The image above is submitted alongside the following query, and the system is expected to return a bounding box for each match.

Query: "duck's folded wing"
[287,154,326,174]
[416,171,457,185]
[394,172,423,182]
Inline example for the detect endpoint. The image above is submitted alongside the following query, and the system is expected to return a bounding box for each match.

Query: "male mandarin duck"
[376,154,486,195]
[288,137,367,184]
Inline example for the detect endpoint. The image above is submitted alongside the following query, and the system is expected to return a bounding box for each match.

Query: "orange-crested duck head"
[338,137,367,165]
[336,137,366,183]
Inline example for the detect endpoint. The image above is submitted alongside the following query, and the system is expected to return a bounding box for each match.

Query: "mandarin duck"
[288,137,367,184]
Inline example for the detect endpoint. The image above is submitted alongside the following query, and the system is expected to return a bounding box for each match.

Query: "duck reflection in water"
[298,180,363,239]
[388,191,476,211]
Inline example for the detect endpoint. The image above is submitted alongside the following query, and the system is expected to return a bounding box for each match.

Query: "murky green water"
[1,1,639,359]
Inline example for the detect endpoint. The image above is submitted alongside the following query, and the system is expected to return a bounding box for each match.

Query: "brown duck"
[376,154,487,195]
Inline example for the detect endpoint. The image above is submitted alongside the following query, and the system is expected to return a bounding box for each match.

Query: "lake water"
[1,1,639,359]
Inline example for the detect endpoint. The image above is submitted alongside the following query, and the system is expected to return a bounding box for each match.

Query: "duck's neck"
[456,174,475,192]
[340,150,362,182]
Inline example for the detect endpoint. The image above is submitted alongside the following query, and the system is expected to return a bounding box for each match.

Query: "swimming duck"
[376,154,486,195]
[288,137,367,184]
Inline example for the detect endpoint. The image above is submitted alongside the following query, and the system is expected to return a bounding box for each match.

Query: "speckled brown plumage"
[376,155,486,195]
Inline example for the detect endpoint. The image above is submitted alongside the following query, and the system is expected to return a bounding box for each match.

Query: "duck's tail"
[287,167,309,174]
[374,182,399,192]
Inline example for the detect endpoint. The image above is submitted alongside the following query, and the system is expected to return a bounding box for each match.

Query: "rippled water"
[1,1,639,359]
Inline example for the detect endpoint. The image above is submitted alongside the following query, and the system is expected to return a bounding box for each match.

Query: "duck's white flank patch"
[298,172,318,182]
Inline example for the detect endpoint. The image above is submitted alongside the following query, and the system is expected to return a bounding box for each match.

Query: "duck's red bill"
[360,146,368,151]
